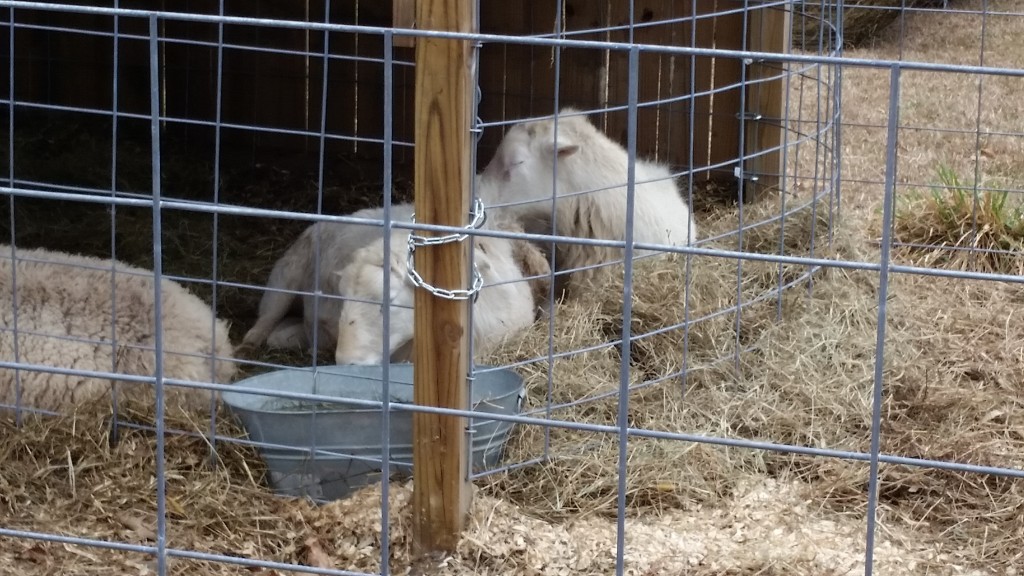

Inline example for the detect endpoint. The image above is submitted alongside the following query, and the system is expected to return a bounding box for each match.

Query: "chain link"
[407,196,487,247]
[405,198,487,301]
[406,252,485,302]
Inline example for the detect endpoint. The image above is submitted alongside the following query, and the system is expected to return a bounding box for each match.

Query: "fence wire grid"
[1,0,1023,575]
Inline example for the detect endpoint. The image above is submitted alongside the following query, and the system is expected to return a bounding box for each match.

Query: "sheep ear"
[557,143,581,158]
[548,133,579,160]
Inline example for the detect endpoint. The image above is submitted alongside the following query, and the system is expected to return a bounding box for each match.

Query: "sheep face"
[334,243,415,365]
[482,113,584,207]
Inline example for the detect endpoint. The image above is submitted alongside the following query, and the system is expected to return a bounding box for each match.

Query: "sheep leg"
[241,230,313,348]
[265,317,309,350]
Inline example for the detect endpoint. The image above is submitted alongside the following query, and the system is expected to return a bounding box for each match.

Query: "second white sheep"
[242,173,545,354]
[481,107,698,295]
[241,203,416,352]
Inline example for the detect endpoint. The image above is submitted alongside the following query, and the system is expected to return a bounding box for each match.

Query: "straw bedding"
[0,407,988,576]
[2,189,1020,574]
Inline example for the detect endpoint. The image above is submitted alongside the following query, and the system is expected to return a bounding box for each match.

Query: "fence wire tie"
[733,165,761,183]
[464,371,479,434]
[406,197,487,302]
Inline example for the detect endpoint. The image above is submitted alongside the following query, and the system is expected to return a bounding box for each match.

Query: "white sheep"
[242,175,542,354]
[333,212,549,365]
[0,245,237,414]
[481,107,698,295]
[241,203,416,352]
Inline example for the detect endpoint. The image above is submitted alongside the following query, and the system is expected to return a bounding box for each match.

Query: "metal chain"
[405,198,487,301]
[406,253,485,302]
[407,196,487,246]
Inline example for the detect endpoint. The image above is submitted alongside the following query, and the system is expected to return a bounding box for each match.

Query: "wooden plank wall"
[2,1,787,191]
[476,0,760,185]
[3,1,398,164]
[745,3,792,201]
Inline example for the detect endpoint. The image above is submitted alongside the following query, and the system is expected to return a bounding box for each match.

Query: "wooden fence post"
[411,0,477,554]
[744,2,792,201]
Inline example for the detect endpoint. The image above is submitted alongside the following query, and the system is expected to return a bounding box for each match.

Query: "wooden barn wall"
[476,0,748,182]
[1,0,407,171]
[1,0,760,186]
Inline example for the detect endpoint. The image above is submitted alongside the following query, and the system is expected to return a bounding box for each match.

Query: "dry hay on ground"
[1,191,1021,573]
[474,190,1024,573]
[0,408,977,575]
[477,197,839,518]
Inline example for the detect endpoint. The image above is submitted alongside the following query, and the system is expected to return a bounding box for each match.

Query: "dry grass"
[469,180,1024,572]
[793,0,951,49]
[0,393,972,576]
[0,405,277,575]
[0,403,947,576]
[476,196,843,517]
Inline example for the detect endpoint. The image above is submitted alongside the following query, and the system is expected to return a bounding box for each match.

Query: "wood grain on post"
[744,3,792,201]
[411,0,477,554]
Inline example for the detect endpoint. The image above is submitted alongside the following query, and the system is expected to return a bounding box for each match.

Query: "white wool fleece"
[0,245,237,414]
[481,107,698,294]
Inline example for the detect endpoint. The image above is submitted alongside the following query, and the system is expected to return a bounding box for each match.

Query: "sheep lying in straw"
[481,107,698,296]
[0,245,236,414]
[243,171,551,354]
[334,212,550,365]
[241,203,416,353]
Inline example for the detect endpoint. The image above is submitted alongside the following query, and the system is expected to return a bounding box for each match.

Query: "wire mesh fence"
[1,0,1023,574]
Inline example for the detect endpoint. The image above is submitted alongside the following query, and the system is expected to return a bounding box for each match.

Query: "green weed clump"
[894,163,1024,274]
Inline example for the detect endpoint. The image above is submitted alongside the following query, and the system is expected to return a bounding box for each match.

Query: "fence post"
[411,0,477,554]
[744,1,792,201]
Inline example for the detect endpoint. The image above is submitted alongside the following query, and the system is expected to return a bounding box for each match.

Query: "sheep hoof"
[266,321,308,350]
